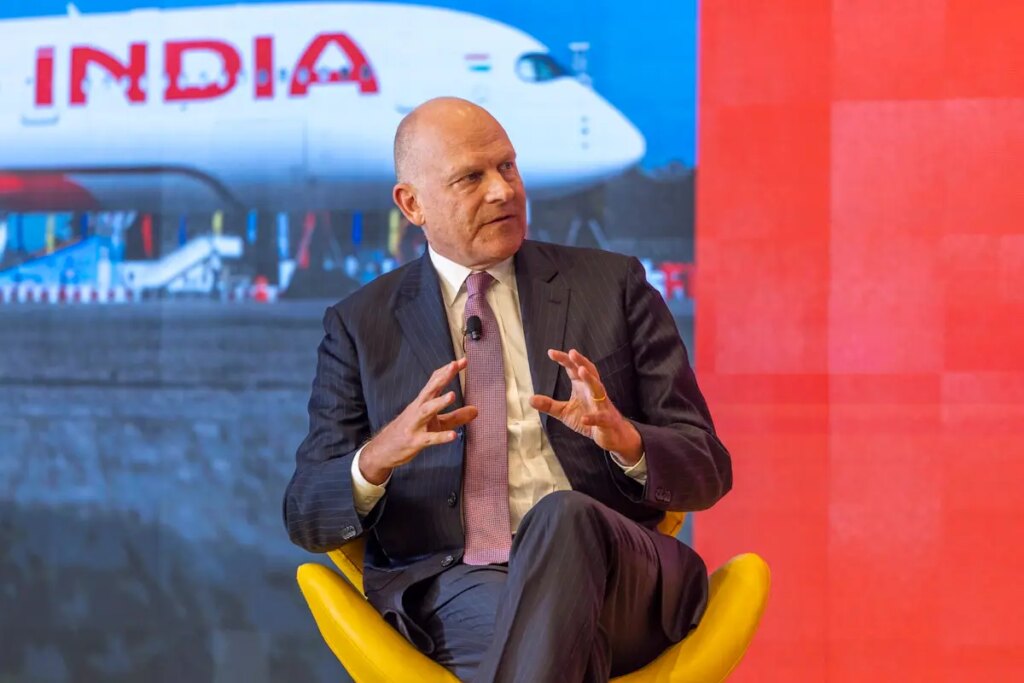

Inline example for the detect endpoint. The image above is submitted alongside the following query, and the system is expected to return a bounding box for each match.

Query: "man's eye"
[463,172,482,182]
[500,162,515,171]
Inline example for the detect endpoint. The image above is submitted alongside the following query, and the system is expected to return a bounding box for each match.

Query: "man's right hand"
[359,358,477,485]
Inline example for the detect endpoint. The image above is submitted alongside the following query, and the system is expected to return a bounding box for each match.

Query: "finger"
[418,358,467,401]
[416,361,454,401]
[434,405,479,429]
[568,349,600,381]
[530,394,566,418]
[417,391,456,424]
[420,430,458,448]
[577,366,608,402]
[445,357,469,386]
[546,349,581,380]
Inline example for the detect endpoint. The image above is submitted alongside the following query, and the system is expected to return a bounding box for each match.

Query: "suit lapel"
[515,242,568,429]
[394,254,464,405]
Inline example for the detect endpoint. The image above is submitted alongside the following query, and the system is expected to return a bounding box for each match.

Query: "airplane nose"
[507,89,647,197]
[583,103,646,179]
[616,114,646,170]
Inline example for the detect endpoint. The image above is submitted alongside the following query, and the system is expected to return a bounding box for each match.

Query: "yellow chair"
[297,512,770,682]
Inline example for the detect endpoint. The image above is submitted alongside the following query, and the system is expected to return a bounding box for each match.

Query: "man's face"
[395,108,527,269]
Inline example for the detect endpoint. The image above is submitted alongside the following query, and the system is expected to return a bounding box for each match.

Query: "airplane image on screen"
[0,2,646,213]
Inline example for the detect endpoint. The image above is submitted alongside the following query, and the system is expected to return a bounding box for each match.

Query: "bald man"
[284,98,731,682]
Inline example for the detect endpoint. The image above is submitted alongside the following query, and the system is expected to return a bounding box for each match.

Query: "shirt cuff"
[352,445,390,518]
[609,450,648,485]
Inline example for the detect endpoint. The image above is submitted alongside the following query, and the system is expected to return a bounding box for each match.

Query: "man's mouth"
[484,214,516,226]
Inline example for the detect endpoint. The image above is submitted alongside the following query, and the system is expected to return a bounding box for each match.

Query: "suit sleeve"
[619,257,732,512]
[283,305,385,552]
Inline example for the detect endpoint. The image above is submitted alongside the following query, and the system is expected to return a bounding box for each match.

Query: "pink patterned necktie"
[461,271,512,565]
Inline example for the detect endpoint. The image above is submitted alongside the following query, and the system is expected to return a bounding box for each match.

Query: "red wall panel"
[696,1,1024,680]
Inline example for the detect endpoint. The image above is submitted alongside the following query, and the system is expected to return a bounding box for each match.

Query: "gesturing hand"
[360,358,478,484]
[529,348,643,464]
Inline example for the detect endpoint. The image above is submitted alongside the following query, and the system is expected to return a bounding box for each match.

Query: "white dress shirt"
[351,246,647,530]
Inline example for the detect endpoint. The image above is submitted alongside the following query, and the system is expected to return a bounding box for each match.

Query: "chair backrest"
[329,510,689,598]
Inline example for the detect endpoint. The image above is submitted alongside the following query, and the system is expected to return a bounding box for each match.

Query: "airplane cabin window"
[515,53,569,83]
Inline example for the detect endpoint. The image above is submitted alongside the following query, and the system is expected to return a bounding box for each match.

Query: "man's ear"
[393,183,424,226]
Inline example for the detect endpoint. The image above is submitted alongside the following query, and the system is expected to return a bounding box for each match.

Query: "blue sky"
[0,0,698,168]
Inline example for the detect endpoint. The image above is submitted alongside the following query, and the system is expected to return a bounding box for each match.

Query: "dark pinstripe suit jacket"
[283,240,732,647]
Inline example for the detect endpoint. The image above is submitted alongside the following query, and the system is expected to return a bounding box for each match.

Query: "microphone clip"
[464,314,483,342]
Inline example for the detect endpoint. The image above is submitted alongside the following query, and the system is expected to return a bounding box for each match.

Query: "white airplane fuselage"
[0,2,645,212]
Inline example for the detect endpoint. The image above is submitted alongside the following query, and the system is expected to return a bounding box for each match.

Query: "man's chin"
[481,219,523,240]
[473,233,523,266]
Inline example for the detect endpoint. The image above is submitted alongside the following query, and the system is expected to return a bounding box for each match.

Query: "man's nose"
[485,172,515,203]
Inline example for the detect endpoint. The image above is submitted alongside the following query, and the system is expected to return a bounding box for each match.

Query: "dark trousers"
[405,491,708,683]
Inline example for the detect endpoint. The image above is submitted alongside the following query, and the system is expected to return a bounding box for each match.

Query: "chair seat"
[297,552,769,682]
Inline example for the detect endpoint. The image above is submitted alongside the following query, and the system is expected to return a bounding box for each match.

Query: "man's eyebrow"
[445,154,516,183]
[445,166,477,183]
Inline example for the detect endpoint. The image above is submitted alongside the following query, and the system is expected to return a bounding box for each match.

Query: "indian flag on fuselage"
[465,53,491,72]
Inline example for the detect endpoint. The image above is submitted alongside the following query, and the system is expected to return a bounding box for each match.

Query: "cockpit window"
[516,53,569,83]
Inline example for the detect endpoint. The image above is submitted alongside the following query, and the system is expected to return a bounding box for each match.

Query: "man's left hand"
[530,348,643,464]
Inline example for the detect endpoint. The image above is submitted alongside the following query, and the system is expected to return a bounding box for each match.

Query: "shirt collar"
[428,245,515,308]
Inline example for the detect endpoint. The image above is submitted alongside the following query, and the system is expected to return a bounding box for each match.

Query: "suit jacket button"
[441,554,454,568]
[341,525,356,540]
[447,492,458,507]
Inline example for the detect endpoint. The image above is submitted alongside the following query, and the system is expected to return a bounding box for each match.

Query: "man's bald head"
[393,97,505,184]
[390,97,526,270]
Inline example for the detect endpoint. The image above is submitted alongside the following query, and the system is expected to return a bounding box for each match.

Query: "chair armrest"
[613,553,771,683]
[297,563,459,683]
[328,541,365,594]
[657,511,687,538]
